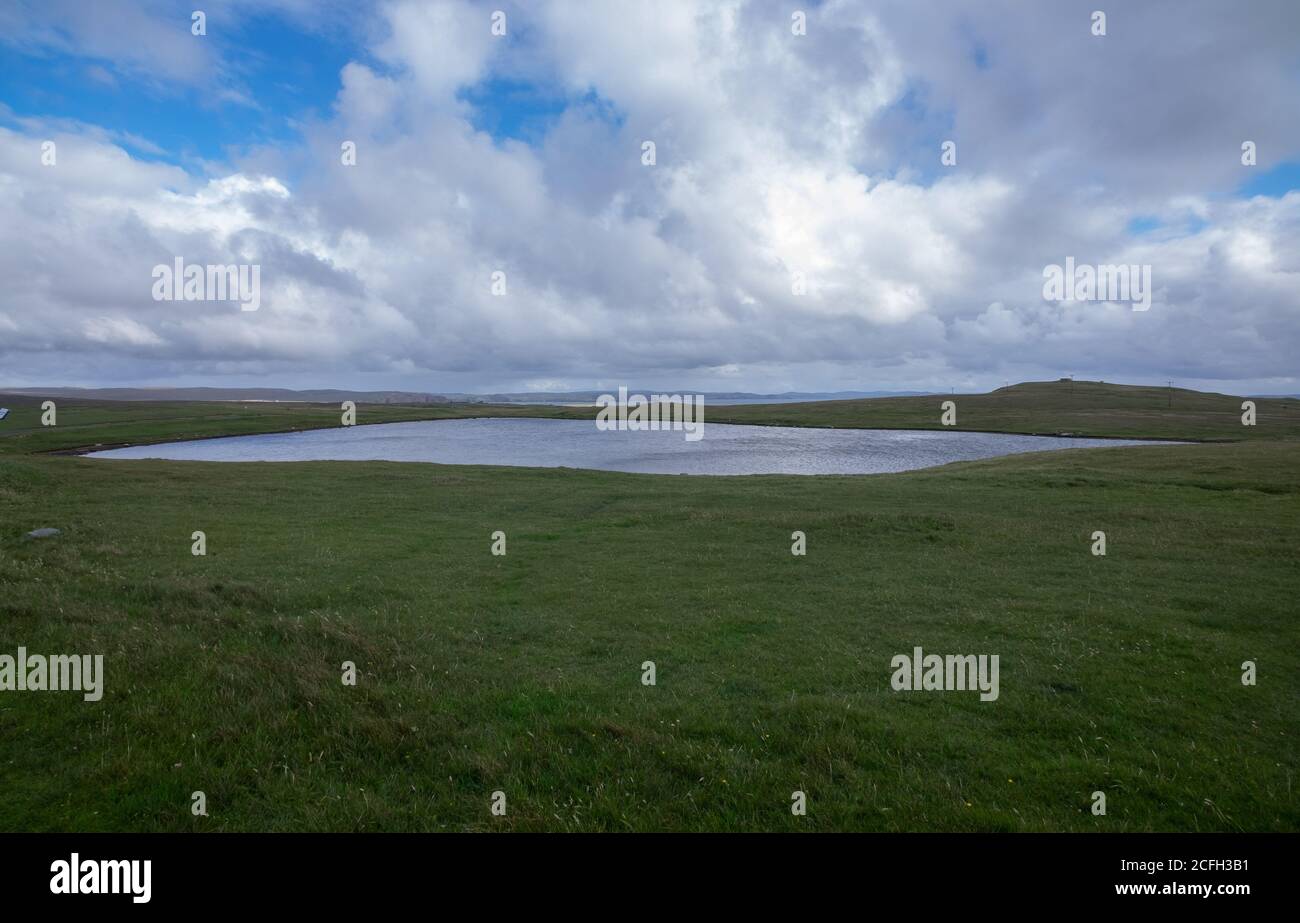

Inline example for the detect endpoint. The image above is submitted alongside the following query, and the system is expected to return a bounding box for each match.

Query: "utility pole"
[1167,380,1173,408]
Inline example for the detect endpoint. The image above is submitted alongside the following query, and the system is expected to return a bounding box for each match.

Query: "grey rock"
[23,527,61,540]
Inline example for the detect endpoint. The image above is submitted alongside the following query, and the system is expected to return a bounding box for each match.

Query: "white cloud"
[83,316,165,347]
[1,0,1298,394]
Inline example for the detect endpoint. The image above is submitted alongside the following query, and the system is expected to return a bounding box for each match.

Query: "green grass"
[0,382,1296,831]
[704,380,1300,441]
[0,393,557,458]
[4,379,1297,457]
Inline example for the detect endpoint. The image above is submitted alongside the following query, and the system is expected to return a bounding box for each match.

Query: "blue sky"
[1239,160,1300,199]
[3,3,1296,196]
[0,4,621,167]
[0,9,357,166]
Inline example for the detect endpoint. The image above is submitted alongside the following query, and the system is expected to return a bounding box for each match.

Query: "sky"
[0,0,1298,396]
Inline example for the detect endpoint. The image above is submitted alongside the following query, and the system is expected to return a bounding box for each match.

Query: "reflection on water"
[89,417,1174,475]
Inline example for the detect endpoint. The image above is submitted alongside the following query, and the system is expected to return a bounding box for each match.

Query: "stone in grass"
[23,527,61,540]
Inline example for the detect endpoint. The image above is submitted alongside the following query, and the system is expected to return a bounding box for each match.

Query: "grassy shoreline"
[4,380,1299,459]
[1,382,1297,831]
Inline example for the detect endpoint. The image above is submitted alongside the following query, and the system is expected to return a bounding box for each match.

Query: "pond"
[87,417,1175,475]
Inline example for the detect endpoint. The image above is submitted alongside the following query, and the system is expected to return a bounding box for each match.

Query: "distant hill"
[701,378,1300,441]
[0,386,453,404]
[0,386,930,405]
[4,379,1299,447]
[483,390,932,404]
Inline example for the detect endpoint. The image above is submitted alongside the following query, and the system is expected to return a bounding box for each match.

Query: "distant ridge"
[0,386,932,404]
[0,387,451,404]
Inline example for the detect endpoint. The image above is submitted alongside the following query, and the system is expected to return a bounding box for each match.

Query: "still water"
[88,417,1172,475]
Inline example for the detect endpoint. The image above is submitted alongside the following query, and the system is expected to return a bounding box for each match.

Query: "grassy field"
[0,382,1297,831]
[705,380,1300,441]
[0,393,551,458]
[3,380,1298,456]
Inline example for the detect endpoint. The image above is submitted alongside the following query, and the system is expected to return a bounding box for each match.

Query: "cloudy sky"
[1,0,1297,395]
